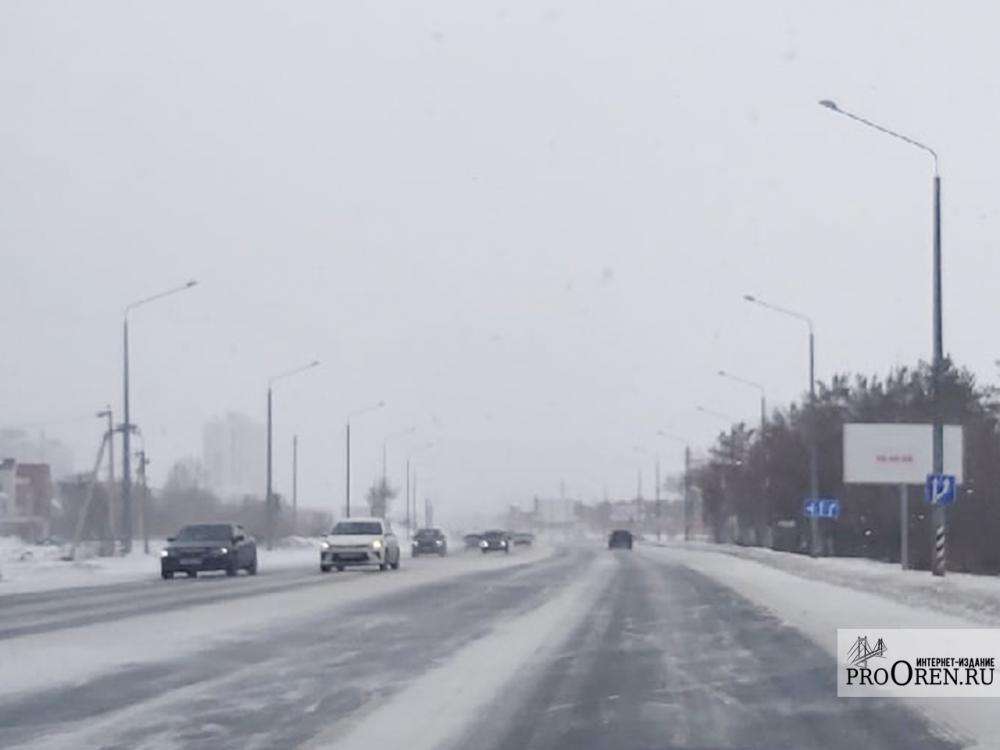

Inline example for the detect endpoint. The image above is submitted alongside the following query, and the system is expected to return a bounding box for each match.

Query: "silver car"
[320,517,401,572]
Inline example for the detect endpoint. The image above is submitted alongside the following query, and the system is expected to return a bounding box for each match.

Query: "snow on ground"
[646,543,997,750]
[653,539,1000,625]
[309,552,613,750]
[0,544,555,700]
[0,535,322,595]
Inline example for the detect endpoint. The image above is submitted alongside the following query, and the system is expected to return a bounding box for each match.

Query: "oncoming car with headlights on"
[160,523,258,579]
[320,517,401,572]
[479,529,511,554]
[411,527,448,557]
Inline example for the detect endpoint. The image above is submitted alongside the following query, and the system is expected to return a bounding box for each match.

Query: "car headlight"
[321,541,331,550]
[500,540,507,547]
[479,540,488,548]
[435,540,443,546]
[371,539,383,550]
[219,547,228,555]
[160,549,170,558]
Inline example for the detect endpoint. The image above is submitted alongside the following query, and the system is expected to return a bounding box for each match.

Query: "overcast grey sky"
[3,1,999,519]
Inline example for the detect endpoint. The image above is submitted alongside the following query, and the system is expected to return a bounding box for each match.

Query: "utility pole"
[121,318,131,553]
[121,280,198,555]
[136,449,150,554]
[292,434,298,533]
[96,407,117,549]
[266,385,274,549]
[266,360,319,549]
[655,457,661,542]
[684,445,692,542]
[345,421,351,518]
[819,98,945,575]
[405,457,411,538]
[931,171,945,576]
[742,297,819,556]
[808,329,820,557]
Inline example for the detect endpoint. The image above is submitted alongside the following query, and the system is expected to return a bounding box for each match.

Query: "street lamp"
[658,430,693,541]
[743,293,820,556]
[345,400,386,518]
[267,360,321,549]
[717,370,771,544]
[121,279,198,553]
[820,98,945,576]
[382,426,416,484]
[406,441,435,537]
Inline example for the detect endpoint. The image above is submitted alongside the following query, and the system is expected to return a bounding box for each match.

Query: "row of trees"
[55,457,401,545]
[694,359,1000,572]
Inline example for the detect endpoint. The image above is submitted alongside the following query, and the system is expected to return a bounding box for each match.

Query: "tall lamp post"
[122,279,198,554]
[658,430,693,541]
[820,98,946,577]
[382,427,416,484]
[266,360,321,549]
[743,294,820,556]
[718,370,770,543]
[406,442,435,538]
[345,401,386,518]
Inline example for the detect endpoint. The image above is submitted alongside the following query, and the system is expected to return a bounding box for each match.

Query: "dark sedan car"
[479,529,511,554]
[412,527,448,557]
[511,531,535,546]
[160,523,258,579]
[608,529,633,550]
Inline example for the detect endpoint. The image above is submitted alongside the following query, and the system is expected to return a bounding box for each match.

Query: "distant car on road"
[479,529,511,554]
[411,527,448,557]
[511,531,534,547]
[321,517,401,572]
[463,533,482,549]
[160,523,257,579]
[608,529,633,550]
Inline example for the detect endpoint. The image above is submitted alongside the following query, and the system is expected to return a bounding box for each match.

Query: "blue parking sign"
[926,474,957,506]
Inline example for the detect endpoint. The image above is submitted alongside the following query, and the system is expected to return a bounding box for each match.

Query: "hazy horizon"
[5,1,1000,519]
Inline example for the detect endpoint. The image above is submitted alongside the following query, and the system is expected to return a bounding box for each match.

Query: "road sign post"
[804,498,840,520]
[900,484,909,570]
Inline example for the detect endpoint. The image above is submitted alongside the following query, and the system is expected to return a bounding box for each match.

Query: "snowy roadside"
[0,544,556,700]
[649,539,1000,626]
[646,544,995,749]
[0,535,322,596]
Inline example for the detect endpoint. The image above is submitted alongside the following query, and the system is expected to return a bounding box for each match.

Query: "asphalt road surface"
[1,546,963,750]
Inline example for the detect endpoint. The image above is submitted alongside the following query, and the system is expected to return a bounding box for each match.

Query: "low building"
[0,458,53,541]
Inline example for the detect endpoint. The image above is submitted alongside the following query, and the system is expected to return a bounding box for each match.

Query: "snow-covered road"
[1,542,986,749]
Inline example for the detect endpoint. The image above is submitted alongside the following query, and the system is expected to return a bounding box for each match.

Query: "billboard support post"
[900,484,909,570]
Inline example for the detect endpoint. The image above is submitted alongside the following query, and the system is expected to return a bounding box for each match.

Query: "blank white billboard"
[843,423,963,485]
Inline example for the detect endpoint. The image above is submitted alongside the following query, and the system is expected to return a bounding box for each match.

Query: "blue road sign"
[804,498,840,519]
[925,474,957,506]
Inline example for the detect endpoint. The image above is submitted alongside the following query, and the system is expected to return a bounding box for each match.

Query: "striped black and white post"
[934,522,946,576]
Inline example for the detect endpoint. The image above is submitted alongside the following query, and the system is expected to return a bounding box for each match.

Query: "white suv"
[320,517,401,573]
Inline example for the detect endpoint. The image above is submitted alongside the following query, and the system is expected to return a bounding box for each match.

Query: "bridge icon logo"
[846,635,887,668]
